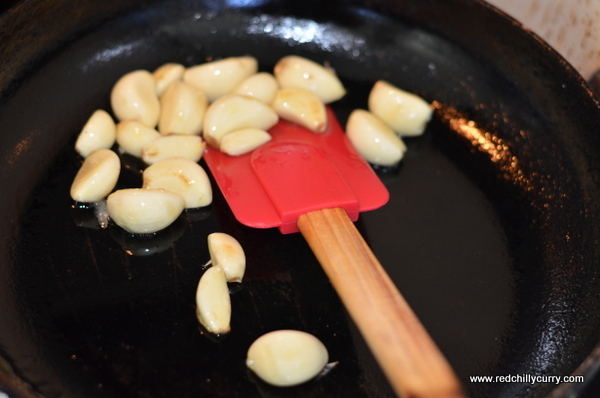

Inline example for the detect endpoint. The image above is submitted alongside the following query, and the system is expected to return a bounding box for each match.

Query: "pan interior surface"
[1,1,600,398]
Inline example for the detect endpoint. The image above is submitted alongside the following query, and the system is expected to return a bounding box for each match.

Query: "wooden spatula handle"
[297,207,465,398]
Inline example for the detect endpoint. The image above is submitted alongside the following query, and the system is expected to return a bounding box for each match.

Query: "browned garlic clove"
[153,62,185,97]
[203,94,278,149]
[368,80,432,136]
[274,55,346,104]
[106,188,185,234]
[346,109,407,166]
[116,120,162,158]
[195,265,231,334]
[142,157,212,208]
[207,232,246,282]
[110,70,160,127]
[70,149,120,203]
[75,110,117,158]
[271,87,327,133]
[246,330,329,387]
[232,72,279,104]
[141,134,206,165]
[183,56,258,102]
[219,128,271,156]
[158,81,208,136]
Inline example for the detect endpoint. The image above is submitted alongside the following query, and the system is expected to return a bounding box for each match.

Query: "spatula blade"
[204,107,389,233]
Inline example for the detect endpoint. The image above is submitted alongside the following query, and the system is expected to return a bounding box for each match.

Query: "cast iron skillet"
[2,0,600,397]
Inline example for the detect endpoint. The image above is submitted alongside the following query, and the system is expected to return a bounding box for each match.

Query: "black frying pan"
[2,0,600,397]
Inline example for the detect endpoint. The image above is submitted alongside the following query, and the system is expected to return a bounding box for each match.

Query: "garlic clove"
[271,88,327,133]
[106,188,185,234]
[153,62,185,97]
[219,128,271,156]
[142,157,212,208]
[116,120,162,158]
[232,72,279,104]
[195,265,231,335]
[159,81,208,136]
[368,80,432,136]
[246,330,329,387]
[70,149,121,203]
[110,70,160,128]
[141,134,206,165]
[274,55,346,104]
[207,232,245,282]
[75,110,117,158]
[346,109,407,166]
[203,94,278,148]
[183,56,258,102]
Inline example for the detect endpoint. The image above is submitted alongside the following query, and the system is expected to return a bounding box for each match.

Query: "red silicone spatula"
[204,107,465,398]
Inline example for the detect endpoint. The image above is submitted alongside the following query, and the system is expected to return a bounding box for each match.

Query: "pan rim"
[1,1,600,397]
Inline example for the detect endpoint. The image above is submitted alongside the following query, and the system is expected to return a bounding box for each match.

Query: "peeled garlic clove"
[110,70,160,127]
[70,149,121,203]
[153,62,185,96]
[246,330,329,387]
[116,120,162,158]
[159,81,208,136]
[183,56,258,102]
[196,265,231,334]
[142,157,212,208]
[368,80,432,136]
[220,128,271,156]
[203,94,278,148]
[75,110,116,158]
[346,109,407,166]
[141,135,206,165]
[207,233,245,282]
[232,72,279,104]
[271,88,327,133]
[106,188,185,234]
[274,55,346,104]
